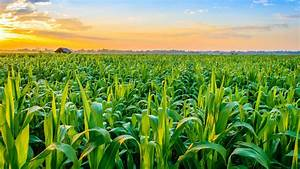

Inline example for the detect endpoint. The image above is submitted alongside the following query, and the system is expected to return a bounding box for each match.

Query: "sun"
[0,27,20,40]
[0,28,9,40]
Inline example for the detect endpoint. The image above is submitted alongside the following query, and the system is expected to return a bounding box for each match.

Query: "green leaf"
[79,142,98,160]
[71,128,110,145]
[1,121,18,169]
[60,81,69,124]
[170,117,202,147]
[58,125,73,142]
[44,106,53,169]
[178,143,227,165]
[98,135,140,169]
[286,150,300,160]
[91,102,104,127]
[228,142,270,169]
[216,102,239,134]
[228,122,258,138]
[292,122,299,169]
[22,106,43,129]
[77,76,91,138]
[55,143,80,168]
[0,142,5,169]
[15,124,30,168]
[141,111,150,137]
[24,143,80,169]
[276,130,300,140]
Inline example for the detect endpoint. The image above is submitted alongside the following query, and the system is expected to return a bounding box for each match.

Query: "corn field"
[0,54,299,169]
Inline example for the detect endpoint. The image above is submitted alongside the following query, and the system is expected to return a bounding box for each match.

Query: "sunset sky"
[0,0,299,50]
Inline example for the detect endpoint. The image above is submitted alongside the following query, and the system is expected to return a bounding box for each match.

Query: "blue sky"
[0,0,299,50]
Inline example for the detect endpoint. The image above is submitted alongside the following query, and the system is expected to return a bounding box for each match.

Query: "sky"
[0,0,299,50]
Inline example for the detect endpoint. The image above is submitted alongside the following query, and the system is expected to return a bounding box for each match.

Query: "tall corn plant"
[43,80,80,169]
[77,77,141,169]
[140,93,155,169]
[156,80,171,168]
[0,71,41,169]
[76,77,111,169]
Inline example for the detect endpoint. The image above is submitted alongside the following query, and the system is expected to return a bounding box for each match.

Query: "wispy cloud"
[117,23,289,41]
[184,9,208,15]
[253,0,273,6]
[55,18,91,31]
[209,32,252,39]
[27,0,50,3]
[275,13,300,20]
[225,24,288,31]
[212,6,229,9]
[212,24,289,39]
[4,26,109,41]
[27,30,109,41]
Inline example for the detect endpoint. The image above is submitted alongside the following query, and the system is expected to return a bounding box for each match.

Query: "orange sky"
[0,0,299,50]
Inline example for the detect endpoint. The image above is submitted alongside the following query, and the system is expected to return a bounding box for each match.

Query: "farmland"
[0,53,299,169]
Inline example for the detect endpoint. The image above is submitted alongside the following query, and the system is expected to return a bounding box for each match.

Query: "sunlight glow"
[0,0,298,50]
[0,28,8,40]
[0,27,21,41]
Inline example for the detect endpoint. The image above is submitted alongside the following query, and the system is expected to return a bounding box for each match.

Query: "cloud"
[210,24,289,39]
[285,0,300,2]
[0,0,12,10]
[0,0,91,36]
[209,32,252,39]
[27,0,51,6]
[16,12,51,21]
[276,13,300,20]
[253,0,273,6]
[117,22,290,41]
[226,24,288,32]
[212,6,229,9]
[5,1,36,15]
[26,0,50,3]
[1,13,91,31]
[4,26,108,41]
[184,9,208,15]
[30,30,108,41]
[0,0,51,16]
[55,18,91,31]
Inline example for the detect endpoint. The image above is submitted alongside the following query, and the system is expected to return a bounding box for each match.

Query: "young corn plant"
[0,71,42,169]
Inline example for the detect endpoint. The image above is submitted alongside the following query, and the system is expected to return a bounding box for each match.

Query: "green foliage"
[0,54,299,169]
